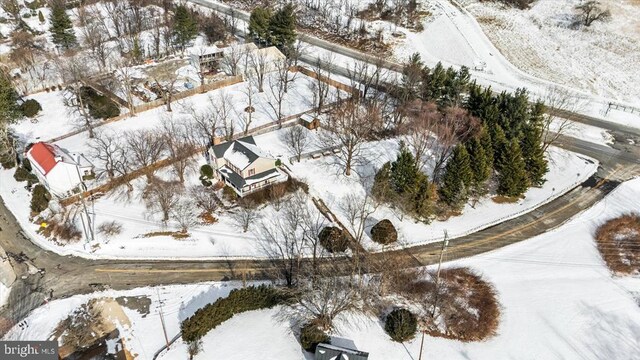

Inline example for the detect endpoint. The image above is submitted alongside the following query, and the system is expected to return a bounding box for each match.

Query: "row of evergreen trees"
[48,3,202,53]
[248,4,297,54]
[373,55,549,220]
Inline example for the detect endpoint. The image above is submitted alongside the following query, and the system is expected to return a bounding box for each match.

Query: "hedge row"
[181,285,290,342]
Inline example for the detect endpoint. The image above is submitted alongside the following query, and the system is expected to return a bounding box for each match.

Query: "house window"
[248,168,255,176]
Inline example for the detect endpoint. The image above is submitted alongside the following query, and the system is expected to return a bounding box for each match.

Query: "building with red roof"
[26,142,94,198]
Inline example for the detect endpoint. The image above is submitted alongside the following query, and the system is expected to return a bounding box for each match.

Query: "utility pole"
[419,230,449,360]
[431,230,449,318]
[157,289,170,349]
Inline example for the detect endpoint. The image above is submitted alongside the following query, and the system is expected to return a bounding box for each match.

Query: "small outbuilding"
[300,113,321,130]
[315,343,369,360]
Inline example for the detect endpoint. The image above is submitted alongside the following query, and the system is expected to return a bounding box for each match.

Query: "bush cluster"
[371,219,397,245]
[13,166,38,185]
[20,99,42,117]
[595,213,640,274]
[384,308,417,342]
[181,285,289,342]
[80,86,120,119]
[30,184,51,214]
[300,322,330,353]
[318,226,349,253]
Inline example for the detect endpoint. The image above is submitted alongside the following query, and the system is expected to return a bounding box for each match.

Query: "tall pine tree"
[439,144,472,208]
[390,143,419,194]
[466,136,491,193]
[268,3,296,52]
[413,172,435,221]
[521,123,548,186]
[49,3,77,50]
[173,5,198,51]
[478,126,494,169]
[0,71,21,124]
[497,140,528,197]
[491,124,509,173]
[248,7,272,45]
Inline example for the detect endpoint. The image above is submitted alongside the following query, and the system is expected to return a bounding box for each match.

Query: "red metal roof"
[28,142,59,175]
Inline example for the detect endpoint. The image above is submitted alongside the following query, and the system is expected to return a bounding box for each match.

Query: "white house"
[188,45,224,74]
[25,142,94,198]
[207,136,287,197]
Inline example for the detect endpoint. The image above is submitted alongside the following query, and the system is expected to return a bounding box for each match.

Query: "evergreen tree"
[478,126,494,168]
[413,172,435,221]
[497,140,528,197]
[49,3,77,49]
[520,124,548,186]
[0,71,21,124]
[390,143,419,194]
[401,53,424,102]
[248,7,272,45]
[491,124,508,173]
[372,162,392,201]
[38,10,45,24]
[173,5,199,51]
[466,136,491,192]
[268,3,296,52]
[439,144,472,208]
[421,62,446,101]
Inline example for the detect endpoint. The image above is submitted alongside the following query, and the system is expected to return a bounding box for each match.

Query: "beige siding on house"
[242,157,276,178]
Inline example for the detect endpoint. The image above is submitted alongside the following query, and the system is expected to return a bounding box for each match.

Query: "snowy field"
[462,0,640,106]
[550,118,614,147]
[286,135,598,251]
[392,0,640,128]
[0,126,597,259]
[6,177,640,359]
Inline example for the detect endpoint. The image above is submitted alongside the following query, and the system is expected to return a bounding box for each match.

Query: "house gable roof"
[212,136,270,170]
[27,142,59,175]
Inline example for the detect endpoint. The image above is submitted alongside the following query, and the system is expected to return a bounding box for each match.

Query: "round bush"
[319,226,349,253]
[30,184,51,214]
[20,99,42,117]
[200,164,214,179]
[300,323,330,353]
[371,219,397,245]
[384,308,417,342]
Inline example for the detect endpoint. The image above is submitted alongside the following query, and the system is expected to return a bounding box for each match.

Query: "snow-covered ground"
[286,135,598,251]
[0,126,598,259]
[461,0,640,106]
[2,281,246,359]
[0,282,9,309]
[7,177,640,359]
[550,119,614,147]
[392,0,640,128]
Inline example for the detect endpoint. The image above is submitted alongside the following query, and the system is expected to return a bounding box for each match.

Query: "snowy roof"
[316,343,369,360]
[26,142,94,176]
[219,166,280,189]
[188,45,223,57]
[211,136,270,170]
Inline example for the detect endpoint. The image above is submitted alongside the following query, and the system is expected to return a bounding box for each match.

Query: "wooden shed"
[300,113,321,130]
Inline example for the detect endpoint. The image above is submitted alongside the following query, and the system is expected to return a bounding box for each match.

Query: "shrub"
[13,166,37,185]
[98,221,123,238]
[318,226,349,253]
[371,219,397,245]
[200,164,214,179]
[181,285,290,342]
[384,308,417,342]
[80,86,120,119]
[595,213,640,274]
[222,185,238,201]
[0,153,15,169]
[275,159,282,166]
[30,184,51,214]
[20,99,42,117]
[300,322,330,353]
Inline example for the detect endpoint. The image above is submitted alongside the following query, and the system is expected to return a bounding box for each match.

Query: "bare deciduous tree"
[143,179,183,223]
[171,197,198,232]
[88,131,128,179]
[575,1,611,27]
[310,54,334,114]
[125,129,166,175]
[220,43,246,76]
[148,60,181,112]
[78,6,111,71]
[189,186,219,213]
[240,82,255,135]
[248,49,269,93]
[431,106,480,181]
[281,125,310,162]
[401,100,440,168]
[267,63,288,128]
[56,54,98,138]
[320,100,379,176]
[540,87,584,153]
[232,200,259,232]
[161,116,196,183]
